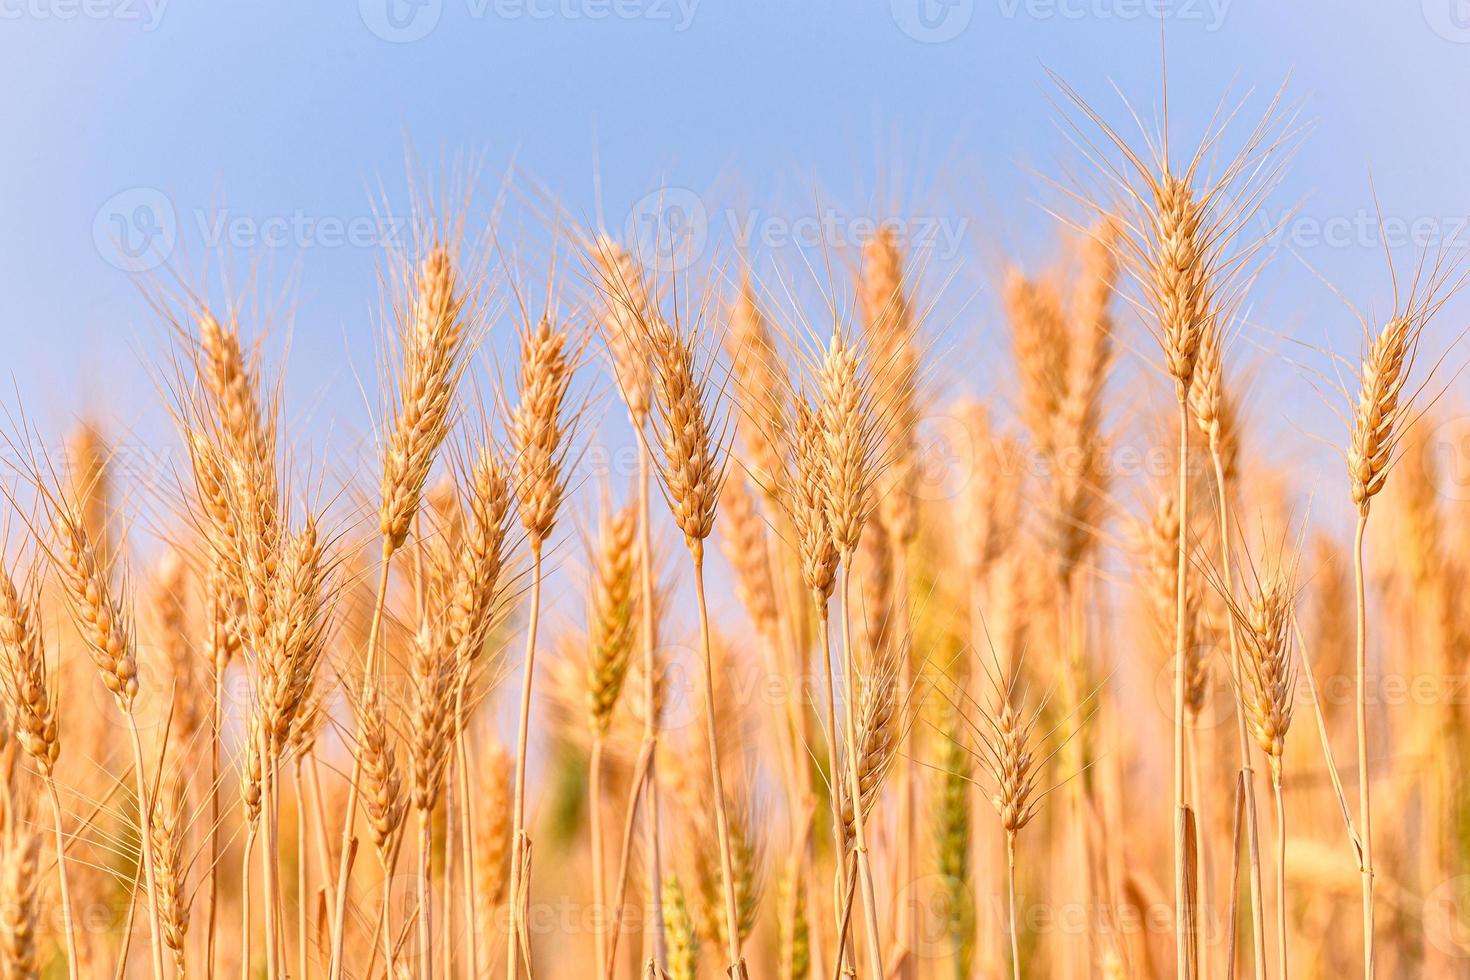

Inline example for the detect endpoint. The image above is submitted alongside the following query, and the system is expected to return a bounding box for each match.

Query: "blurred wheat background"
[5,4,1470,980]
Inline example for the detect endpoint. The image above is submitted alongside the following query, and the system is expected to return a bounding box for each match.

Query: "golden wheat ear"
[1047,70,1301,395]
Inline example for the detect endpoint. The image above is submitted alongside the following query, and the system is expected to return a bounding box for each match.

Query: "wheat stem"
[814,604,850,973]
[419,806,434,980]
[261,747,282,980]
[294,762,309,980]
[1006,831,1020,980]
[207,668,224,980]
[1272,765,1288,980]
[1174,396,1192,980]
[43,777,80,980]
[455,710,480,980]
[590,735,608,980]
[636,440,668,976]
[507,546,546,980]
[127,711,168,980]
[839,564,884,980]
[1352,511,1374,980]
[241,826,256,980]
[1209,449,1269,980]
[327,551,392,980]
[442,749,457,980]
[692,551,747,978]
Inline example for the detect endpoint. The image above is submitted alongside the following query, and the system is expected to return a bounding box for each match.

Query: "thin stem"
[590,736,608,980]
[1353,511,1375,980]
[815,604,849,973]
[328,550,393,980]
[44,776,80,980]
[126,711,168,980]
[506,546,546,980]
[442,751,457,980]
[241,826,257,980]
[455,723,480,980]
[635,434,667,975]
[262,746,282,980]
[382,863,395,979]
[419,807,434,980]
[208,667,224,980]
[371,840,403,980]
[891,539,916,975]
[691,550,746,977]
[1006,832,1020,980]
[1187,724,1208,980]
[294,763,309,980]
[1273,766,1288,980]
[1174,396,1192,980]
[1210,449,1268,980]
[603,737,653,980]
[839,563,884,980]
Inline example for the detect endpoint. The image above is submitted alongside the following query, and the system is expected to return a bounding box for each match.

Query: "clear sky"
[4,1,1470,511]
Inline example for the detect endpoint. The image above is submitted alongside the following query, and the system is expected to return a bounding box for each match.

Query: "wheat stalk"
[506,306,575,980]
[817,326,889,980]
[590,234,672,976]
[1192,325,1269,980]
[46,499,169,980]
[1231,563,1298,980]
[642,300,747,979]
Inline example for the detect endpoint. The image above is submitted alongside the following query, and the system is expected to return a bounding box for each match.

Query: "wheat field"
[0,66,1468,980]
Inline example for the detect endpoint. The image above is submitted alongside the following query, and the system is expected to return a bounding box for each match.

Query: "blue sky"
[4,1,1470,508]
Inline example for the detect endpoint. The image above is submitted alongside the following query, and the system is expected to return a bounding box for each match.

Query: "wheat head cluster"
[0,72,1466,980]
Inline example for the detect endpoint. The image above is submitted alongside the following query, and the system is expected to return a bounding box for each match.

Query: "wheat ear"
[48,501,168,980]
[0,565,79,980]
